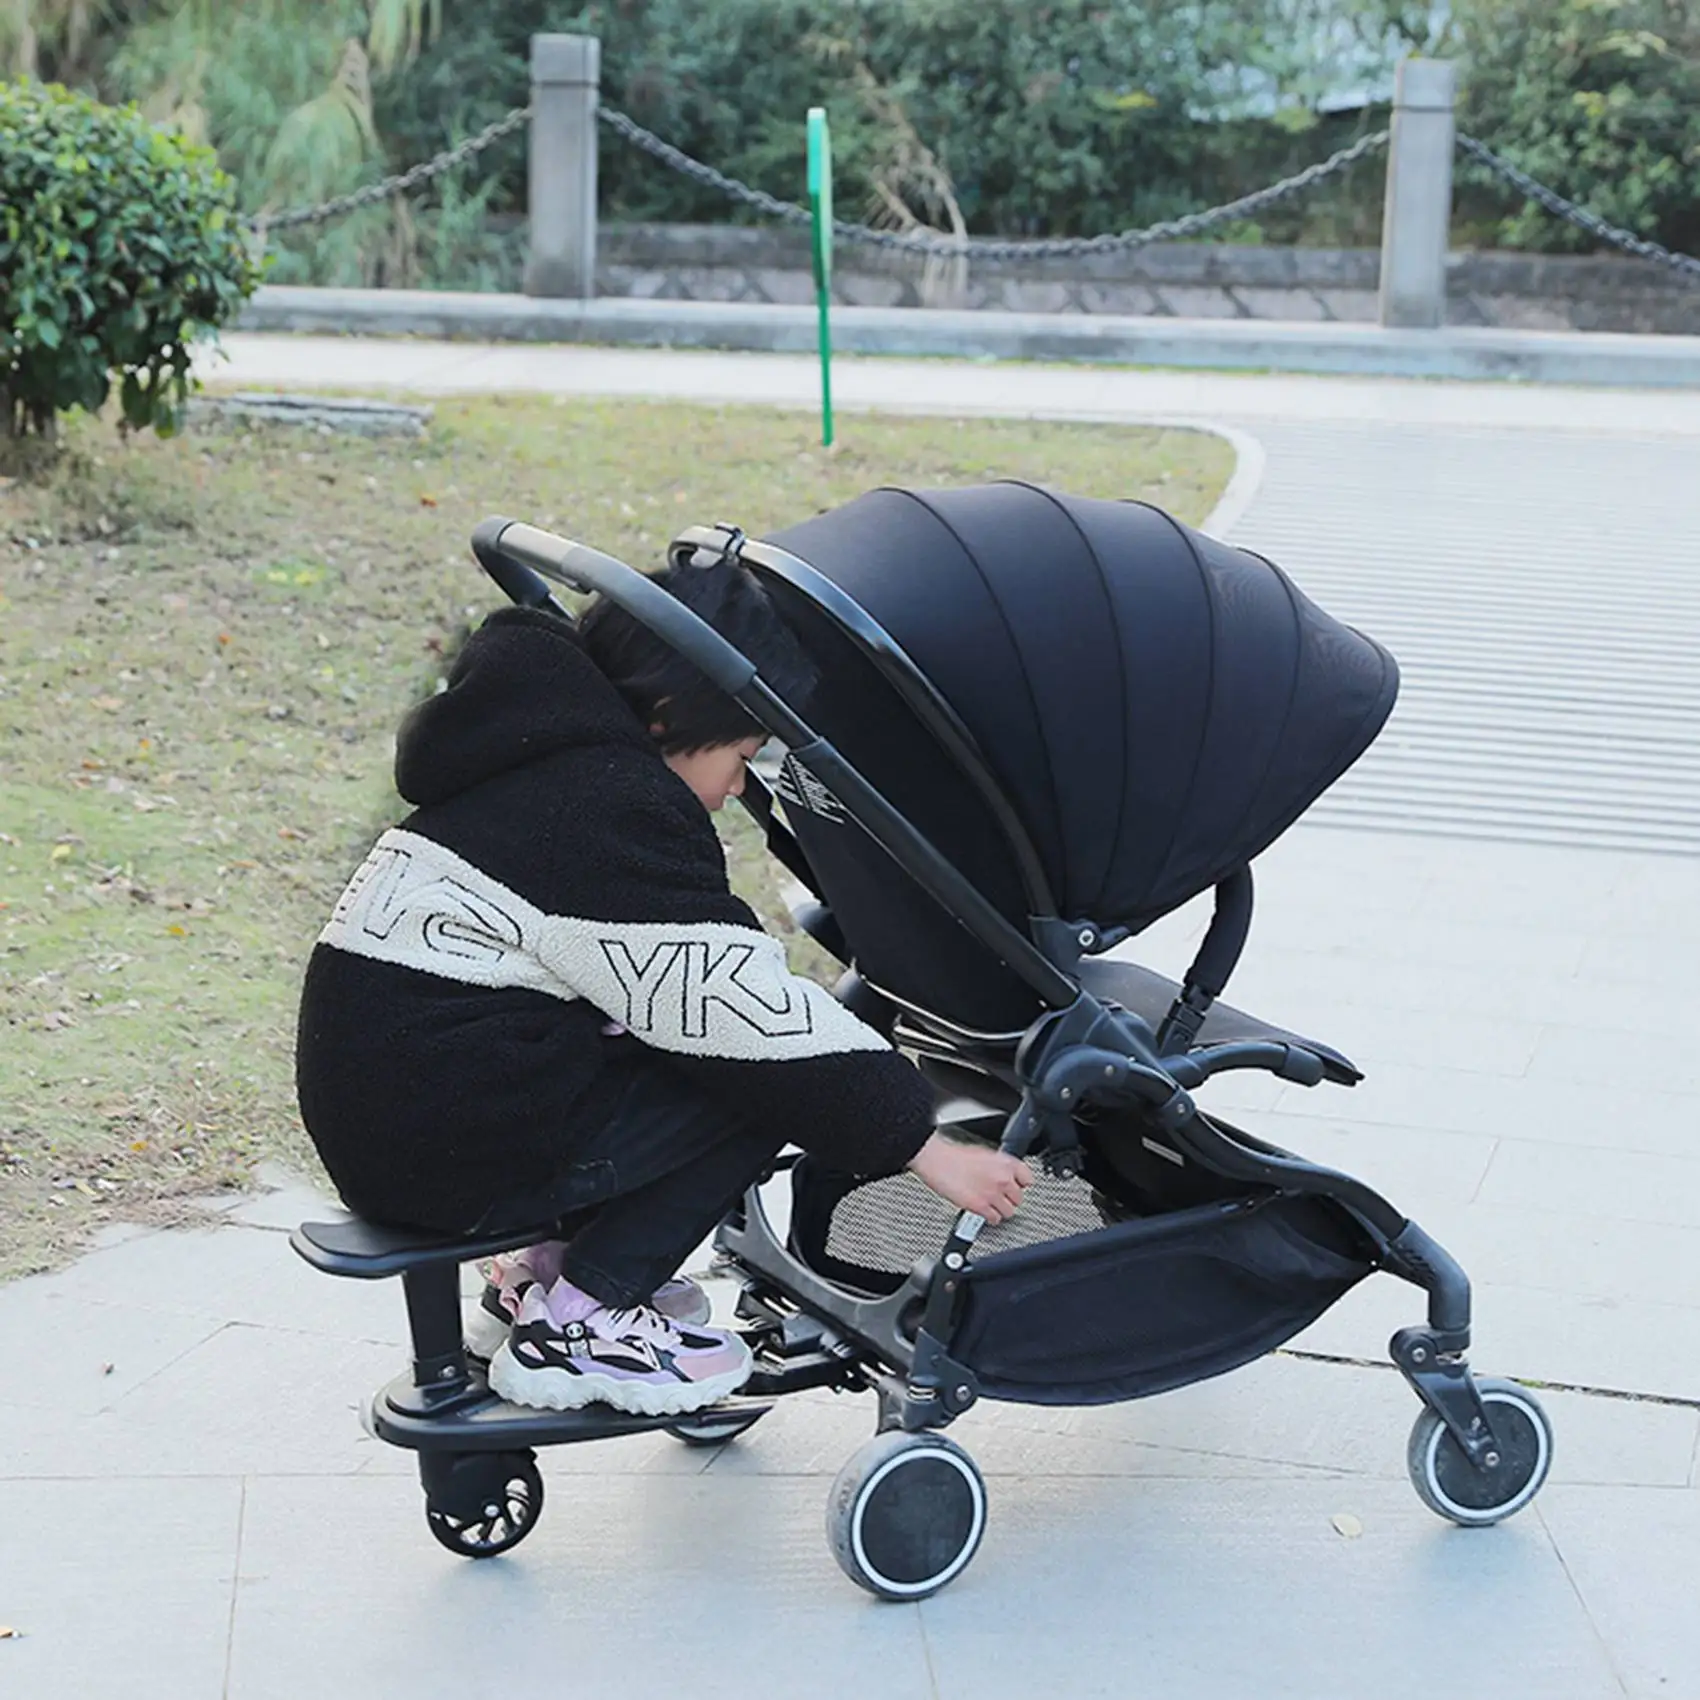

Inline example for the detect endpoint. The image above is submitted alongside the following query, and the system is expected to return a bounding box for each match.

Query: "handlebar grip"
[1276,1045,1327,1087]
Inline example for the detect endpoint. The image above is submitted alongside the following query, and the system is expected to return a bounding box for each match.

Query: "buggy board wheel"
[664,1406,768,1448]
[424,1454,545,1558]
[827,1430,986,1600]
[1407,1378,1553,1527]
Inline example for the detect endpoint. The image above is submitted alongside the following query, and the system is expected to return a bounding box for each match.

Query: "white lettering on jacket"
[318,828,878,1063]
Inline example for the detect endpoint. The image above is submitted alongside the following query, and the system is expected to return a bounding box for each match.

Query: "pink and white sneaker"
[488,1279,752,1416]
[465,1244,712,1361]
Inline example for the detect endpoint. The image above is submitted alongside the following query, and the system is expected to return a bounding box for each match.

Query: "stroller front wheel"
[827,1430,987,1600]
[423,1452,546,1558]
[1407,1378,1553,1527]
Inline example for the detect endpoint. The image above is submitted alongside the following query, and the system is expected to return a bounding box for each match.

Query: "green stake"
[807,106,834,447]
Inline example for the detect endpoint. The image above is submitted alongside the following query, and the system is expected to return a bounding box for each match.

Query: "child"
[295,553,1032,1418]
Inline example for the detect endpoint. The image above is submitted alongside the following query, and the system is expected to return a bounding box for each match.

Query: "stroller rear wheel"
[827,1430,987,1600]
[664,1407,769,1448]
[1406,1378,1552,1527]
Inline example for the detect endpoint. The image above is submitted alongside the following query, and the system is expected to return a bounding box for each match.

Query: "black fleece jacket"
[295,605,935,1232]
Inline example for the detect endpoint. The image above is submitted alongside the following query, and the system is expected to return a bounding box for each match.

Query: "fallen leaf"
[81,758,104,771]
[165,923,187,937]
[217,632,231,646]
[50,844,72,861]
[130,1140,147,1152]
[1330,1512,1364,1539]
[419,493,438,508]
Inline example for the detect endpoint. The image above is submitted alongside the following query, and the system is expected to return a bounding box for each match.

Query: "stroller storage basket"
[952,1195,1374,1407]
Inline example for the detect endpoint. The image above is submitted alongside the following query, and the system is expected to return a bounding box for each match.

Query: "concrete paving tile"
[1230,1112,1499,1206]
[1266,1063,1700,1161]
[1579,926,1700,990]
[1528,1388,1700,1491]
[1077,1354,1697,1489]
[1192,1068,1289,1114]
[1477,1140,1700,1231]
[1600,860,1700,936]
[23,1222,407,1345]
[224,1171,340,1230]
[1422,1198,1700,1309]
[1227,947,1613,1035]
[695,1387,1335,1485]
[1538,1485,1700,1699]
[0,1400,107,1477]
[0,1476,241,1700]
[71,1325,401,1479]
[1408,858,1630,933]
[1259,1002,1541,1076]
[1251,912,1592,982]
[1293,1269,1700,1403]
[1526,1023,1700,1094]
[226,1472,934,1700]
[921,1475,1621,1700]
[0,1288,223,1416]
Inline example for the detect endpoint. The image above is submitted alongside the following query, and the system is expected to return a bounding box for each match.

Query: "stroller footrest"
[291,1214,560,1279]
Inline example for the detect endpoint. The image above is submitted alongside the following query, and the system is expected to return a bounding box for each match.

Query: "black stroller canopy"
[768,482,1398,937]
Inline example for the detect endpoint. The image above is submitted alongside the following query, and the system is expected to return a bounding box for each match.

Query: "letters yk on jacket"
[318,828,884,1064]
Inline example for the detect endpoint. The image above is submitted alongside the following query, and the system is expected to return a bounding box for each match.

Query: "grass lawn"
[0,394,1233,1280]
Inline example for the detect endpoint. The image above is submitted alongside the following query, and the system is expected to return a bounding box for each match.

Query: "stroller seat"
[1076,957,1362,1086]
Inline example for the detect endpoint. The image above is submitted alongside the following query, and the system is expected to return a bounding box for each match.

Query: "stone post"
[524,34,600,299]
[1378,58,1457,329]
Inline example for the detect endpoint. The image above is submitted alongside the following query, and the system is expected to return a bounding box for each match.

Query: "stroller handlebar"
[471,517,759,697]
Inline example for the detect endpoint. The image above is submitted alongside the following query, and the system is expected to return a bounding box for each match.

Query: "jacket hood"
[395,606,652,806]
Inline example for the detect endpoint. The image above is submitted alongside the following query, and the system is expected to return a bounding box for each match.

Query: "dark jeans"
[480,1044,784,1309]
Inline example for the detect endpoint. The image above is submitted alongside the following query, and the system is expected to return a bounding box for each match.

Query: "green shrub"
[0,77,261,440]
[376,0,1398,243]
[1453,0,1700,254]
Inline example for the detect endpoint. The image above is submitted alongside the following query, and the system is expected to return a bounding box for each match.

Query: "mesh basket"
[789,1157,1119,1295]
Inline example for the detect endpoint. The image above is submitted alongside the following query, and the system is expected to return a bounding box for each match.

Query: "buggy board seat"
[291,1215,559,1280]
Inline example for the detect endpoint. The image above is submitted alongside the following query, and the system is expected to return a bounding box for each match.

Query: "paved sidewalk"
[4,342,1697,1698]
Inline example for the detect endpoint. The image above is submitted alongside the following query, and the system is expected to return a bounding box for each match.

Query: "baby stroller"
[292,483,1553,1599]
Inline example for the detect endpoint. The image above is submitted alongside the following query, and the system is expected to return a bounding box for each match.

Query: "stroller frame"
[292,515,1553,1597]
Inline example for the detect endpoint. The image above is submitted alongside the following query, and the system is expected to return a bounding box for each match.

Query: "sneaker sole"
[487,1347,752,1417]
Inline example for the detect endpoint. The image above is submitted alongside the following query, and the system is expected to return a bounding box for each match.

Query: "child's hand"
[907,1133,1035,1225]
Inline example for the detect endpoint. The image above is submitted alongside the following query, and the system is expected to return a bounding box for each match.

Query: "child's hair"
[579,555,817,754]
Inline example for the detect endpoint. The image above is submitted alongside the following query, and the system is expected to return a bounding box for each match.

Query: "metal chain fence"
[599,104,1389,260]
[243,103,531,235]
[1456,133,1700,286]
[236,98,1700,292]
